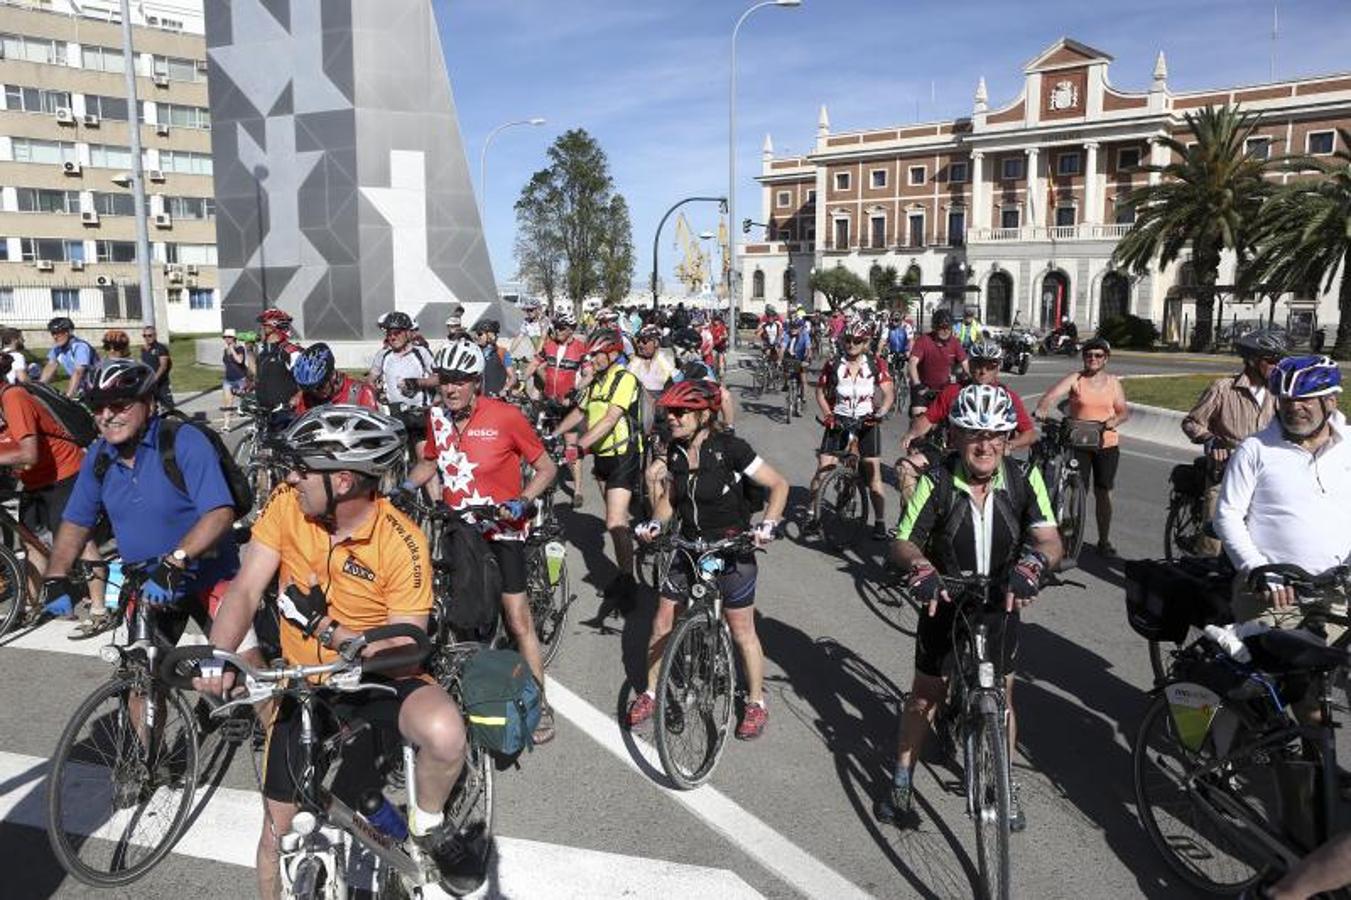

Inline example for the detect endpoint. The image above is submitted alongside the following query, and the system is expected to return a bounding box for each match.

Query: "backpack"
[705,432,768,516]
[460,648,542,758]
[255,341,300,411]
[444,519,503,638]
[93,411,255,519]
[0,382,99,446]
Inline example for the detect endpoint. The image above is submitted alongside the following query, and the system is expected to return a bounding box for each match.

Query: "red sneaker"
[736,702,768,740]
[626,692,655,728]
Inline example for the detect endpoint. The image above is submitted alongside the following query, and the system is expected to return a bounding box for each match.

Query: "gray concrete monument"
[205,0,505,339]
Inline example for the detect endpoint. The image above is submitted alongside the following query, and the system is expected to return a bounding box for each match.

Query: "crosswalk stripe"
[0,751,761,898]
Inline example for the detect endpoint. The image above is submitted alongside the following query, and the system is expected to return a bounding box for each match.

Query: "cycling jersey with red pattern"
[422,398,544,540]
[294,373,379,413]
[535,337,587,402]
[818,354,893,418]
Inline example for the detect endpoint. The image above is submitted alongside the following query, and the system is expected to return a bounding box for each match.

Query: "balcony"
[968,223,1133,243]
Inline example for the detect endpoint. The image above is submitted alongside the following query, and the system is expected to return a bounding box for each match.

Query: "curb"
[1119,402,1193,451]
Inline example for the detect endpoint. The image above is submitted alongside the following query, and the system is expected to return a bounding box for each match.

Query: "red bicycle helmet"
[257,307,293,329]
[585,328,625,356]
[658,378,721,411]
[845,320,873,341]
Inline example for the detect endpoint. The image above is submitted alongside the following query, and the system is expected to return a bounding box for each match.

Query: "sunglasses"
[437,372,478,386]
[91,399,137,415]
[972,360,1000,369]
[960,429,1008,444]
[664,407,698,417]
[1083,351,1107,359]
[847,337,868,345]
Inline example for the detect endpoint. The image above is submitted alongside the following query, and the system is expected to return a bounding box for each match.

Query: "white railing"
[967,224,1136,243]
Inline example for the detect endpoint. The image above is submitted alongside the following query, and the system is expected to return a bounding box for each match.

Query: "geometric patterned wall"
[205,0,501,340]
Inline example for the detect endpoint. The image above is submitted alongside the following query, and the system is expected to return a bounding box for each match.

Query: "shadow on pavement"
[1016,622,1191,898]
[759,619,979,898]
[1075,544,1127,591]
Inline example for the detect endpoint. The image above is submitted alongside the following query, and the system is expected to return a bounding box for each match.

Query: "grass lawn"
[1124,373,1351,417]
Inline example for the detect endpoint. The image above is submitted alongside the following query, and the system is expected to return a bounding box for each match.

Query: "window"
[92,192,135,216]
[1057,152,1081,176]
[81,45,125,74]
[870,169,888,189]
[948,161,968,183]
[167,288,182,305]
[159,103,211,130]
[778,227,791,241]
[907,212,925,247]
[870,215,886,248]
[805,189,816,205]
[22,239,83,262]
[1001,157,1025,180]
[1307,131,1335,155]
[908,165,926,186]
[158,150,213,176]
[1114,199,1136,225]
[10,138,77,165]
[0,240,8,261]
[95,240,136,263]
[188,289,213,310]
[4,85,72,114]
[16,188,79,214]
[0,33,67,65]
[51,288,79,312]
[833,171,850,191]
[172,243,217,266]
[1244,137,1271,160]
[0,288,12,315]
[832,217,850,249]
[752,269,764,299]
[1055,205,1076,227]
[88,143,133,169]
[152,54,207,83]
[1000,207,1021,229]
[85,94,131,121]
[776,190,791,208]
[947,209,966,246]
[804,224,815,243]
[1117,147,1141,170]
[166,196,214,220]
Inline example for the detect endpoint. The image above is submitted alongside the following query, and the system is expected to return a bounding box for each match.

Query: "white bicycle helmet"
[949,384,1018,432]
[969,339,1004,362]
[281,405,407,477]
[433,338,485,377]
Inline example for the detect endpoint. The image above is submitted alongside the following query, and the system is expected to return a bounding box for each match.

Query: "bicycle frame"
[943,579,1011,819]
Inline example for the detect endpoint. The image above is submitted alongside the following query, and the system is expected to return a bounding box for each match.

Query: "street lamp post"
[651,196,727,311]
[479,117,546,237]
[116,0,156,330]
[728,0,800,349]
[698,230,717,296]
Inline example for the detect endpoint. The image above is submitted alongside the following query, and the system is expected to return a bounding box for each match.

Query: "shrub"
[1098,314,1159,349]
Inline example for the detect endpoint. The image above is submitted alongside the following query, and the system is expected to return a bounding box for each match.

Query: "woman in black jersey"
[628,379,788,741]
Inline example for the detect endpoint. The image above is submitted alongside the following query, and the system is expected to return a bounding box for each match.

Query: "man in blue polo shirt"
[40,316,98,399]
[42,359,240,643]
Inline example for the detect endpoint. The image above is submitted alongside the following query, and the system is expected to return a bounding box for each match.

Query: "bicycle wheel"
[784,377,795,423]
[47,673,200,887]
[654,612,736,789]
[0,541,27,637]
[526,541,570,669]
[1057,471,1087,562]
[444,738,494,872]
[1133,693,1279,893]
[969,707,1012,900]
[815,469,860,550]
[1163,493,1205,562]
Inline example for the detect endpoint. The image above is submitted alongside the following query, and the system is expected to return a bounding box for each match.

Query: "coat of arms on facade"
[1049,80,1079,111]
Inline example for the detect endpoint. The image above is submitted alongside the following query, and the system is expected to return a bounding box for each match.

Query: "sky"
[433,0,1351,292]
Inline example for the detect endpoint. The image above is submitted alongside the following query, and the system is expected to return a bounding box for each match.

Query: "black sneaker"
[413,821,488,896]
[1010,780,1026,833]
[871,521,890,541]
[874,779,919,828]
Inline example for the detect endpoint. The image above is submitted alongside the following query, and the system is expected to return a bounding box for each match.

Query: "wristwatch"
[169,549,189,567]
[318,620,340,649]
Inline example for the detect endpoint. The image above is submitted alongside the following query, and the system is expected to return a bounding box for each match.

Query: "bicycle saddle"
[1244,629,1349,674]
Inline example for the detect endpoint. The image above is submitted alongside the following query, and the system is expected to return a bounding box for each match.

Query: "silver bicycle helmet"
[1235,328,1288,359]
[433,338,485,377]
[969,339,1004,362]
[281,405,407,477]
[949,384,1018,432]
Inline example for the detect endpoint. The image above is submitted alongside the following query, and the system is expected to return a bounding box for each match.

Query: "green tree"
[869,263,907,311]
[598,195,635,306]
[810,264,874,311]
[1113,105,1272,351]
[513,129,633,305]
[513,170,564,308]
[1244,127,1351,359]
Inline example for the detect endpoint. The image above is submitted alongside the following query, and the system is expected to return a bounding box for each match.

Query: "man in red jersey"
[523,309,589,506]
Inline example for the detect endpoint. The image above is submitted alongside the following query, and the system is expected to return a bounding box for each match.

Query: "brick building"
[747,37,1351,345]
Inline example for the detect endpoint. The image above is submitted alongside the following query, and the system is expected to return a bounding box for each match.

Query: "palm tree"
[1244,127,1351,359]
[1113,105,1272,351]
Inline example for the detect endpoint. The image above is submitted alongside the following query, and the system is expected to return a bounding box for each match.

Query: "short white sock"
[643,690,655,700]
[409,807,444,837]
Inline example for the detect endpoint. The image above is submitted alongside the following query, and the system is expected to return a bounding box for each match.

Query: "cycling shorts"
[592,452,641,493]
[661,551,757,610]
[915,600,1019,678]
[1073,446,1120,491]
[488,539,527,595]
[819,421,882,459]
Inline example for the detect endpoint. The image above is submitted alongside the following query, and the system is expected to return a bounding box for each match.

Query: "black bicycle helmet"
[931,309,953,329]
[1235,328,1289,359]
[47,316,74,334]
[672,327,702,352]
[1082,337,1112,355]
[381,311,414,331]
[86,359,156,405]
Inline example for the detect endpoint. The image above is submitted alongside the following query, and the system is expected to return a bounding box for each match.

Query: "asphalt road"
[0,349,1246,899]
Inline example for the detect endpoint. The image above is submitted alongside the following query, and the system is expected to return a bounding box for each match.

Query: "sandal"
[532,703,557,745]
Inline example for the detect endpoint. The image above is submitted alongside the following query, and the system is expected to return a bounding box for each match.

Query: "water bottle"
[359,790,408,842]
[104,560,123,611]
[1203,624,1252,664]
[544,540,566,586]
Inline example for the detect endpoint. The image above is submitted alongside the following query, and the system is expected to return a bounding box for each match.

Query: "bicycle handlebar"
[1247,563,1351,594]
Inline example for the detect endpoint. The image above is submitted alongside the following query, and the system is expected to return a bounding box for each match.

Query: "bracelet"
[318,619,340,649]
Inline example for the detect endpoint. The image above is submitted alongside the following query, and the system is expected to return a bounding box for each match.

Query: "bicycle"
[46,565,207,887]
[744,347,772,398]
[228,394,289,524]
[523,480,573,669]
[0,484,53,636]
[649,531,758,789]
[782,357,805,422]
[1027,416,1088,566]
[811,416,874,550]
[1164,456,1212,562]
[1133,563,1351,895]
[160,624,494,899]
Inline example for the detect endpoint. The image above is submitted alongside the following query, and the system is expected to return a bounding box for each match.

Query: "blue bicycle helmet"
[292,342,336,391]
[1270,355,1342,399]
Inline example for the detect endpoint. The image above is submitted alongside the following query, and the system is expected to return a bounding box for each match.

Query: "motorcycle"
[1039,329,1078,356]
[997,329,1035,375]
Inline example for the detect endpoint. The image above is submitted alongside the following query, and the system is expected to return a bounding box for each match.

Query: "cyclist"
[41,317,98,399]
[1215,355,1351,636]
[880,384,1062,830]
[252,307,304,424]
[291,343,379,413]
[43,360,241,652]
[1034,337,1129,556]
[780,316,813,417]
[757,304,784,366]
[1181,328,1286,555]
[805,319,896,540]
[955,304,985,351]
[593,307,634,359]
[708,312,730,377]
[627,324,676,410]
[221,328,248,416]
[907,309,969,417]
[629,378,789,739]
[368,311,436,454]
[897,340,1037,501]
[517,296,548,348]
[552,328,645,616]
[472,318,516,398]
[525,311,589,506]
[398,338,560,744]
[201,406,482,899]
[141,326,174,411]
[444,312,468,344]
[101,329,131,359]
[883,311,911,373]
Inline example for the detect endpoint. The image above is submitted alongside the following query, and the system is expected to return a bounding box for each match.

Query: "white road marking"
[545,679,872,900]
[0,618,205,655]
[1118,444,1191,465]
[0,750,761,898]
